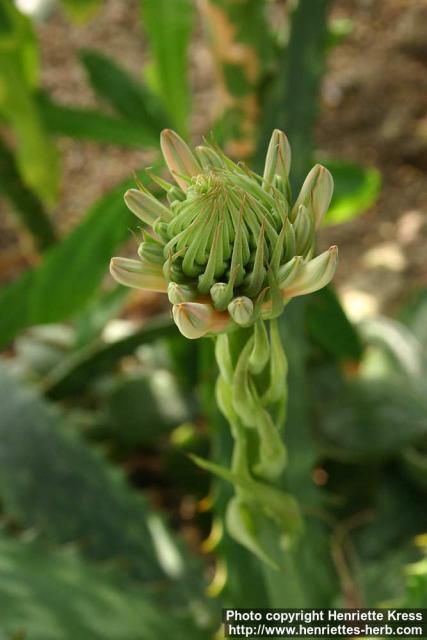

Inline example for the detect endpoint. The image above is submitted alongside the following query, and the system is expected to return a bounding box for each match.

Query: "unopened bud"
[110,257,167,292]
[160,129,201,192]
[228,296,254,326]
[173,302,229,339]
[210,282,233,311]
[172,302,213,339]
[263,129,291,192]
[167,282,197,304]
[124,188,171,225]
[281,246,338,299]
[291,164,333,228]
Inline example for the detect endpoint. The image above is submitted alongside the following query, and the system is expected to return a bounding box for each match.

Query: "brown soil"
[319,0,427,316]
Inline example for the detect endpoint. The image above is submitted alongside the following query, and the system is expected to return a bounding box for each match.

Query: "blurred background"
[1,0,427,638]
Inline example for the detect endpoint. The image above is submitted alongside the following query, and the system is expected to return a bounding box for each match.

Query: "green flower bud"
[210,282,233,311]
[160,129,201,192]
[281,245,338,299]
[109,257,167,292]
[262,129,291,192]
[167,282,196,304]
[172,302,229,339]
[248,320,270,375]
[291,164,334,228]
[124,188,171,225]
[195,145,225,171]
[228,296,254,326]
[172,302,213,339]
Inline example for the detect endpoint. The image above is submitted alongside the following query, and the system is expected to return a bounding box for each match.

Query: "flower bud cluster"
[110,129,337,339]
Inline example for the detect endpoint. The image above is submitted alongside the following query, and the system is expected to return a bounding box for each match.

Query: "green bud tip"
[228,296,254,326]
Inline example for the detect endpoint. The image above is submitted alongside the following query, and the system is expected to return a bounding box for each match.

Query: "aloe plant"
[110,129,337,566]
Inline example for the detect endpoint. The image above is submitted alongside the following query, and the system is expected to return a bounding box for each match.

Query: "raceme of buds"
[110,130,339,568]
[110,129,338,340]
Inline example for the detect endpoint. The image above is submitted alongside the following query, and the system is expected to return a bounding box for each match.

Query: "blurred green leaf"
[140,0,194,137]
[80,49,169,132]
[357,541,418,606]
[258,0,331,187]
[400,546,427,607]
[0,1,37,89]
[60,0,102,22]
[0,135,56,251]
[353,469,427,560]
[326,17,354,50]
[37,92,160,147]
[0,270,35,347]
[0,1,59,204]
[73,286,129,347]
[322,160,382,226]
[0,172,147,348]
[0,361,158,577]
[0,533,210,640]
[306,286,363,361]
[44,314,175,399]
[102,370,194,449]
[29,181,133,323]
[15,324,74,377]
[274,301,339,607]
[359,316,425,382]
[0,361,206,591]
[402,446,427,492]
[399,288,427,355]
[314,376,427,462]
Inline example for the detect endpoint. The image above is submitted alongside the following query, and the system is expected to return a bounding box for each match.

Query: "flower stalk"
[110,129,337,568]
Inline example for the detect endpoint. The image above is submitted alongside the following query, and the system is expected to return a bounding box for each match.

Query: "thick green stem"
[212,320,303,569]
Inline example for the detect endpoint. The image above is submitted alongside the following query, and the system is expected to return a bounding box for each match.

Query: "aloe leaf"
[0,533,210,640]
[37,92,159,147]
[0,135,56,251]
[140,0,194,137]
[0,2,59,204]
[306,285,363,361]
[0,361,209,599]
[0,169,161,348]
[44,314,175,399]
[80,48,169,131]
[257,0,331,188]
